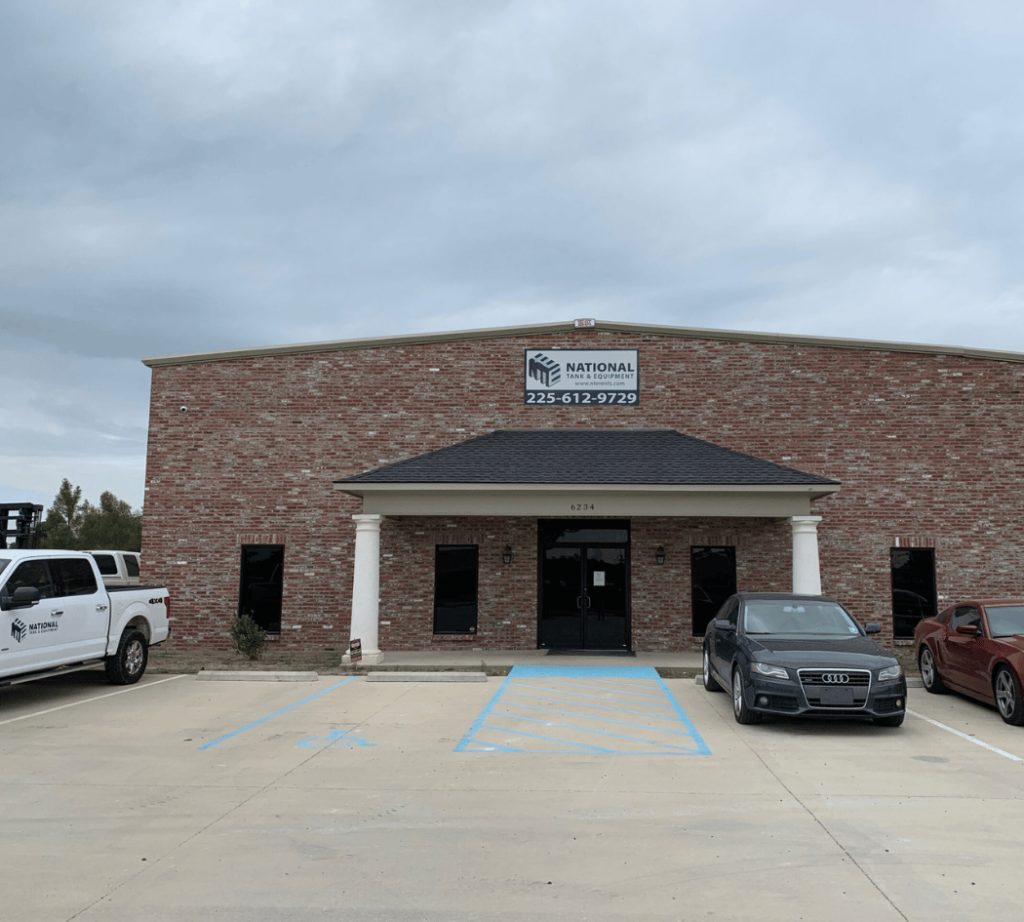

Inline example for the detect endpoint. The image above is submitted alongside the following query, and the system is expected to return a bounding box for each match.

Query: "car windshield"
[743,600,861,636]
[985,605,1024,638]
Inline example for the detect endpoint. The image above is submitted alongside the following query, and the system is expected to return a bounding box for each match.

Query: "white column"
[790,515,823,596]
[343,513,385,664]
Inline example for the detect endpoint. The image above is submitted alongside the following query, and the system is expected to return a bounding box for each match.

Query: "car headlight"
[878,664,903,681]
[750,662,789,680]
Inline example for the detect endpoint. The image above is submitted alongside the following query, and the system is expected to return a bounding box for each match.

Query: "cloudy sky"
[4,0,1024,513]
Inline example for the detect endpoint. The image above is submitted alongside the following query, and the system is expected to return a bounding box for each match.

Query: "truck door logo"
[9,618,58,642]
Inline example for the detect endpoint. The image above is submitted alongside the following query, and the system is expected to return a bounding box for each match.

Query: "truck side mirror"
[10,586,41,609]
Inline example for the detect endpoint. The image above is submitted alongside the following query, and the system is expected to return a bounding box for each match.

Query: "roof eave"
[142,318,1024,367]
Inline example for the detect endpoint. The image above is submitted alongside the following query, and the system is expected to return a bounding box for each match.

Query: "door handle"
[96,604,108,612]
[576,596,583,610]
[51,610,64,616]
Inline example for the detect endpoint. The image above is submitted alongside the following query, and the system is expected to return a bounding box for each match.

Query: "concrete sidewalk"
[339,649,703,677]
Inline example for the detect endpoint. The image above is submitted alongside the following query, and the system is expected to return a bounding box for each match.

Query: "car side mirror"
[10,586,41,609]
[955,624,981,636]
[864,622,881,634]
[713,619,735,632]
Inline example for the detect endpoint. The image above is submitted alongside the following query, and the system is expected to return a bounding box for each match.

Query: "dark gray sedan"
[703,592,907,726]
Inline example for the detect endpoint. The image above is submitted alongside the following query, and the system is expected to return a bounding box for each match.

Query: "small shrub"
[230,611,268,660]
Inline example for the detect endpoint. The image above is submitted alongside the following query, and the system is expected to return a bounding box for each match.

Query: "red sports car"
[915,599,1024,724]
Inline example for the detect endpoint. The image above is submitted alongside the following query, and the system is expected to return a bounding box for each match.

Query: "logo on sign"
[11,619,26,643]
[527,354,561,387]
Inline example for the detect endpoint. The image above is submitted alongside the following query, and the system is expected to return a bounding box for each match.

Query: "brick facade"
[142,322,1024,653]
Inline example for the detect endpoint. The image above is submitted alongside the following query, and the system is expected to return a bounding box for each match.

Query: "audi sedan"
[915,599,1024,725]
[703,592,907,726]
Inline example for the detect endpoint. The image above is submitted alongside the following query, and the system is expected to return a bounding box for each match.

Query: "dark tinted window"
[1,560,54,607]
[92,554,117,575]
[721,598,739,627]
[891,548,937,639]
[434,546,478,634]
[239,545,284,633]
[50,558,99,596]
[692,546,737,635]
[950,606,981,631]
[124,555,140,578]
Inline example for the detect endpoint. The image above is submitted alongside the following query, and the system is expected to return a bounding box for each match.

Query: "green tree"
[38,481,142,551]
[39,479,84,548]
[78,492,143,551]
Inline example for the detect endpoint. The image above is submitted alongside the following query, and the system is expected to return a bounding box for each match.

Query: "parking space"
[3,668,1024,921]
[456,665,710,754]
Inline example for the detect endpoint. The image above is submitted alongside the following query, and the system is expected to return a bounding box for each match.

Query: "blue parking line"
[490,713,705,753]
[456,665,711,754]
[198,678,356,750]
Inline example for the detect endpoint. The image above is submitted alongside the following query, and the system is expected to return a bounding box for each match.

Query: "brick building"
[141,319,1024,659]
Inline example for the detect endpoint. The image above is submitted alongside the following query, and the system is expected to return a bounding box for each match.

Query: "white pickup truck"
[0,549,170,687]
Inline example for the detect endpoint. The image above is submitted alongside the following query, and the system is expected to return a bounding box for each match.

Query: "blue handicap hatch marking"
[456,665,711,754]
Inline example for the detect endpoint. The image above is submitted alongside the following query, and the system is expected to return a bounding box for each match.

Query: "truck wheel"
[105,629,148,685]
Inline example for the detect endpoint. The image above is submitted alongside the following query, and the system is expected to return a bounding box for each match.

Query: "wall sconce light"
[502,544,513,565]
[655,545,666,565]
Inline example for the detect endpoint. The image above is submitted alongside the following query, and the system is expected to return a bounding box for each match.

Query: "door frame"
[536,519,632,650]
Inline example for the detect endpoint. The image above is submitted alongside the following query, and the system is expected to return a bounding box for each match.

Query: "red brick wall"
[142,327,1024,652]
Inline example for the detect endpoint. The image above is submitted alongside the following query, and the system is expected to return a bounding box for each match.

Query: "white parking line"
[0,674,188,726]
[908,709,1023,761]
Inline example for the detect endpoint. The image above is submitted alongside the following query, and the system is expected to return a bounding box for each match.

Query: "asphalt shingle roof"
[336,429,839,486]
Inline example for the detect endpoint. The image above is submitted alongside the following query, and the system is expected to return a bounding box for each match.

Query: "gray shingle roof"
[336,429,839,486]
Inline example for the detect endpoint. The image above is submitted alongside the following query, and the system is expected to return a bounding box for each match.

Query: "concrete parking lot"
[2,666,1023,922]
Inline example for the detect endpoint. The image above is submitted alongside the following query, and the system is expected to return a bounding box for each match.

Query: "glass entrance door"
[539,521,630,650]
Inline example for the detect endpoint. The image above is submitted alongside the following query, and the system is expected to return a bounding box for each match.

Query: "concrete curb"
[196,671,319,682]
[365,671,489,683]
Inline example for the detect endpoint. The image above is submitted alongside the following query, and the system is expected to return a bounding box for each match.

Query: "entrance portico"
[336,430,839,661]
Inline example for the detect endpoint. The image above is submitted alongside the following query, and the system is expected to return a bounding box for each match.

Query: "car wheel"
[919,646,945,694]
[732,667,761,725]
[105,629,148,685]
[994,668,1024,726]
[873,713,905,727]
[703,647,722,693]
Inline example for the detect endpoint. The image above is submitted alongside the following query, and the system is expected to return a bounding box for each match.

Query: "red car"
[915,599,1024,724]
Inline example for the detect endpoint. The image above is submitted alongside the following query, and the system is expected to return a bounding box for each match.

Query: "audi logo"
[821,673,850,685]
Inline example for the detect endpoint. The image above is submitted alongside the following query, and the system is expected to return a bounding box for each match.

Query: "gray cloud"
[4,0,1024,510]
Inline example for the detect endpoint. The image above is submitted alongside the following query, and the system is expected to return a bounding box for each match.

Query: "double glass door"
[539,522,630,650]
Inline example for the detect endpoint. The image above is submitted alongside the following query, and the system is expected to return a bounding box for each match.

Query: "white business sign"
[524,349,639,405]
